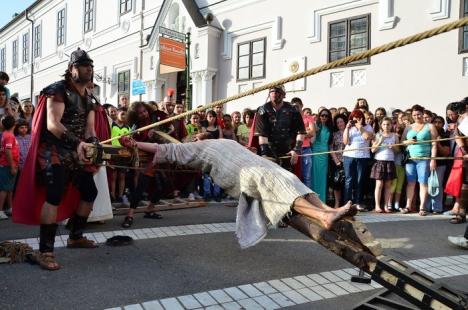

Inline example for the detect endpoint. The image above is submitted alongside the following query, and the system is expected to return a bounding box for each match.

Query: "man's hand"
[288,150,299,165]
[10,166,18,176]
[77,142,93,164]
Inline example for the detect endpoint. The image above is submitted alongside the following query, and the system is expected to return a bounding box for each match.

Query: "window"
[22,32,29,64]
[34,24,41,58]
[328,14,370,65]
[118,70,131,100]
[461,0,468,53]
[84,0,94,33]
[0,48,6,72]
[236,38,266,81]
[57,9,66,46]
[120,0,132,15]
[12,40,18,69]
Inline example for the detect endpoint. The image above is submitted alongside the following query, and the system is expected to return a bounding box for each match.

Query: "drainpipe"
[25,10,34,103]
[139,0,145,101]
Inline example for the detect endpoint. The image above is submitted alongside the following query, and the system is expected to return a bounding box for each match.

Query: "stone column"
[200,70,216,106]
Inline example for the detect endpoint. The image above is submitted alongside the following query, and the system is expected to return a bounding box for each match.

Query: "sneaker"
[448,236,468,249]
[188,193,196,201]
[0,211,8,220]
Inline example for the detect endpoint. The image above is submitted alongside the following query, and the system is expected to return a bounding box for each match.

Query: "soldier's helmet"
[269,84,286,95]
[69,48,93,66]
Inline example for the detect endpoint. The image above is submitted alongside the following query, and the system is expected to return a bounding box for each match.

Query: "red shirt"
[0,131,20,166]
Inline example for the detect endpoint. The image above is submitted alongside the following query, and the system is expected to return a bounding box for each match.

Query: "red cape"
[13,96,110,225]
[247,112,302,179]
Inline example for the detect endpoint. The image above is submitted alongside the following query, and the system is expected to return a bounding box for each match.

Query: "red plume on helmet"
[167,88,175,99]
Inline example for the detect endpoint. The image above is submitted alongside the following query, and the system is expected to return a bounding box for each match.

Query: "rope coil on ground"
[100,16,468,145]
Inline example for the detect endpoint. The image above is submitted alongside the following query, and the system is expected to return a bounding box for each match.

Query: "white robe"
[152,139,314,226]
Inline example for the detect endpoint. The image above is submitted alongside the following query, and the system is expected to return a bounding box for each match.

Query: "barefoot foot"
[322,201,356,230]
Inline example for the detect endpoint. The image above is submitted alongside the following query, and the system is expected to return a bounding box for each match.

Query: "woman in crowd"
[427,116,450,213]
[401,104,438,216]
[121,102,172,228]
[343,109,375,211]
[18,100,34,128]
[444,101,467,223]
[354,98,369,112]
[330,114,347,208]
[311,108,333,202]
[374,107,387,132]
[371,117,398,213]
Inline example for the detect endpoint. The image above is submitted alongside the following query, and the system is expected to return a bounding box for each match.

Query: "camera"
[350,120,356,126]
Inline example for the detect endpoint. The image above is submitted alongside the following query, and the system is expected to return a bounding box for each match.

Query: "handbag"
[428,170,439,197]
[401,149,410,165]
[333,166,345,185]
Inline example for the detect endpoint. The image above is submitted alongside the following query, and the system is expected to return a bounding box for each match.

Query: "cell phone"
[412,137,417,141]
[350,120,356,125]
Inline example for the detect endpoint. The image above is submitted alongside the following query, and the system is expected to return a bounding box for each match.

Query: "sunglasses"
[320,114,330,118]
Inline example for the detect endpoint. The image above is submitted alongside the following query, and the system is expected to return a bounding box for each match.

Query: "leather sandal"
[450,214,466,224]
[32,252,60,271]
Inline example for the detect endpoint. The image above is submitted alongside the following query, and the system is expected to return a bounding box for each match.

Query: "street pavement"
[1,204,467,310]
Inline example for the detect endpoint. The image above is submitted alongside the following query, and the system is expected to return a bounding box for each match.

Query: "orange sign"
[159,37,186,74]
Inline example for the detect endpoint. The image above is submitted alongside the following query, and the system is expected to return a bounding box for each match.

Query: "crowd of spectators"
[0,69,467,229]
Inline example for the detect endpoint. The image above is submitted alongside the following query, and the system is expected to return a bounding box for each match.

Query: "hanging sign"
[159,36,186,74]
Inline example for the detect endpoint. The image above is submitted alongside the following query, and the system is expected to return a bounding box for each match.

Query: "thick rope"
[101,16,468,144]
[278,135,468,159]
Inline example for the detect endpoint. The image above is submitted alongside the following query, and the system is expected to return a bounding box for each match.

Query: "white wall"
[201,0,467,116]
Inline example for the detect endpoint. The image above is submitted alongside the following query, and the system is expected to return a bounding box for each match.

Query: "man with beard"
[254,85,305,171]
[13,48,100,270]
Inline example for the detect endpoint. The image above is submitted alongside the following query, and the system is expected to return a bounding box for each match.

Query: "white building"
[0,0,467,116]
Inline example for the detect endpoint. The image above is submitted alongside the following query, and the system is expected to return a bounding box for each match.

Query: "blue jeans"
[203,173,221,199]
[301,147,312,189]
[343,157,369,204]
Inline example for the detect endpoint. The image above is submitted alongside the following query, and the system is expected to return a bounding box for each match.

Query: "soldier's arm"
[46,96,66,139]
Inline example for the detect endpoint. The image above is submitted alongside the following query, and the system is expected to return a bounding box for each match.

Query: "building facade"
[0,0,467,116]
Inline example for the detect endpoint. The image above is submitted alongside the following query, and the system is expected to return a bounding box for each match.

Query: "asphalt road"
[1,205,467,310]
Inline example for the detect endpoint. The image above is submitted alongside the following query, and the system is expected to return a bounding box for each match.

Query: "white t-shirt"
[344,124,374,158]
[374,133,397,161]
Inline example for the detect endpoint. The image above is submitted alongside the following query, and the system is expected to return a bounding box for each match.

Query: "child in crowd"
[15,118,31,172]
[185,113,202,142]
[222,114,237,140]
[110,109,130,203]
[197,110,222,201]
[391,123,406,210]
[236,109,254,146]
[0,116,19,219]
[371,117,398,213]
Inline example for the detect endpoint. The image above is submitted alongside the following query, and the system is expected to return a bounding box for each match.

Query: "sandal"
[143,211,163,219]
[31,252,60,271]
[384,207,393,213]
[400,207,411,214]
[121,216,134,228]
[419,210,428,216]
[450,214,466,224]
[374,209,384,213]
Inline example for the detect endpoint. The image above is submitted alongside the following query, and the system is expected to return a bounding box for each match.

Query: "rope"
[100,16,468,145]
[278,135,468,159]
